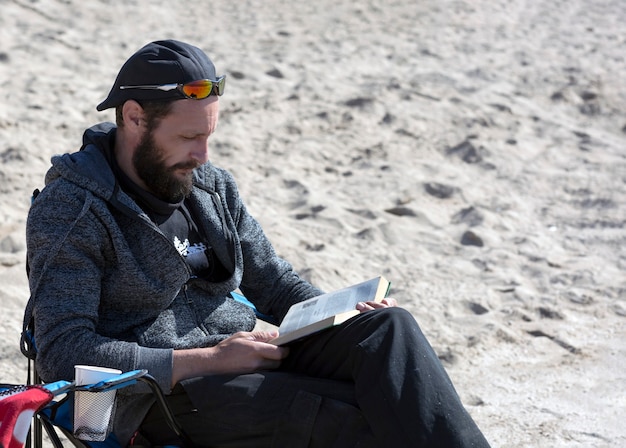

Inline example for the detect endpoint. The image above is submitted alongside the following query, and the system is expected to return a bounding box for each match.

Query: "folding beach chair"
[17,310,194,448]
[2,369,193,448]
[16,290,275,448]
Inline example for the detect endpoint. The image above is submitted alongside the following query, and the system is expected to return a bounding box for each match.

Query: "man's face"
[132,97,219,202]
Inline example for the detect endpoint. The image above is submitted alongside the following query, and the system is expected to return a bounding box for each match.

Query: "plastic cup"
[73,365,122,441]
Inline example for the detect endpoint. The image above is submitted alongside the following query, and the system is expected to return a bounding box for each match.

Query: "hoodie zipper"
[181,283,211,335]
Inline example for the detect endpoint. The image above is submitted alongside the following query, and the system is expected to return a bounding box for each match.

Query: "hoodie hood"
[45,122,119,202]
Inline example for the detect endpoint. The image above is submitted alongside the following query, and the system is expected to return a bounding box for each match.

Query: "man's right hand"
[171,331,288,387]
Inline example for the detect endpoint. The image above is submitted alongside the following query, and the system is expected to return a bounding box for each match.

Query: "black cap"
[97,40,218,111]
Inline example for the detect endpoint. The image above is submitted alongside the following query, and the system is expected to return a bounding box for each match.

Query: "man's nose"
[190,140,210,164]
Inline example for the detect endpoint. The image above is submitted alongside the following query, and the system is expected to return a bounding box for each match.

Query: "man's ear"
[121,100,145,132]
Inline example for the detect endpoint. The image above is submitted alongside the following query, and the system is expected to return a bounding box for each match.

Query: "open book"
[270,276,391,345]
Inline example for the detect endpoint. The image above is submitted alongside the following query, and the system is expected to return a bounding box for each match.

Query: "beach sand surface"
[1,1,624,446]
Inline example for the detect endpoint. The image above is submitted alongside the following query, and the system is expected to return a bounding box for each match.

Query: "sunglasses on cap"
[119,76,226,99]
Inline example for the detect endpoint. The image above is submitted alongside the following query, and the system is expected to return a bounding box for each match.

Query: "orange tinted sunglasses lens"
[181,77,226,99]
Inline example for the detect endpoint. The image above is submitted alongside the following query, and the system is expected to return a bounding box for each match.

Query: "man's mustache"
[169,161,202,171]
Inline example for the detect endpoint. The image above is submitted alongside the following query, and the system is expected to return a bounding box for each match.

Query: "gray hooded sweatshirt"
[22,122,322,444]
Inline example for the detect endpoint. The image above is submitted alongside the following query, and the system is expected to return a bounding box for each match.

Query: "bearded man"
[23,40,490,447]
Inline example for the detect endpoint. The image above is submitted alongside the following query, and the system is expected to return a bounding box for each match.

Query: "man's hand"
[171,330,289,387]
[207,331,288,373]
[356,297,398,312]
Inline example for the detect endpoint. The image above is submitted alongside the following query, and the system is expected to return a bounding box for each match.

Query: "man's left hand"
[356,297,398,311]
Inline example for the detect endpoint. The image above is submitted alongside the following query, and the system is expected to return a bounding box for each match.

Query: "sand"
[1,0,624,446]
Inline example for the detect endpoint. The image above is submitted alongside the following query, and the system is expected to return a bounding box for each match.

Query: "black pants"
[139,308,490,447]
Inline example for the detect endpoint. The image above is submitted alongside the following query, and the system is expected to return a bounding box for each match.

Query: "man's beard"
[133,131,200,203]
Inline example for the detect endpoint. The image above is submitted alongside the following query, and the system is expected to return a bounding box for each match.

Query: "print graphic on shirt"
[174,236,210,274]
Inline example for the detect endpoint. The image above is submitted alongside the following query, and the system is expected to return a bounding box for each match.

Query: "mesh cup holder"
[73,389,117,441]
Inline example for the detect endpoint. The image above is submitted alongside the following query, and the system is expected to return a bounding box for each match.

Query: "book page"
[278,278,382,335]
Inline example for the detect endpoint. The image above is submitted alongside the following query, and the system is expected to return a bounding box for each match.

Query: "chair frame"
[20,333,195,448]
